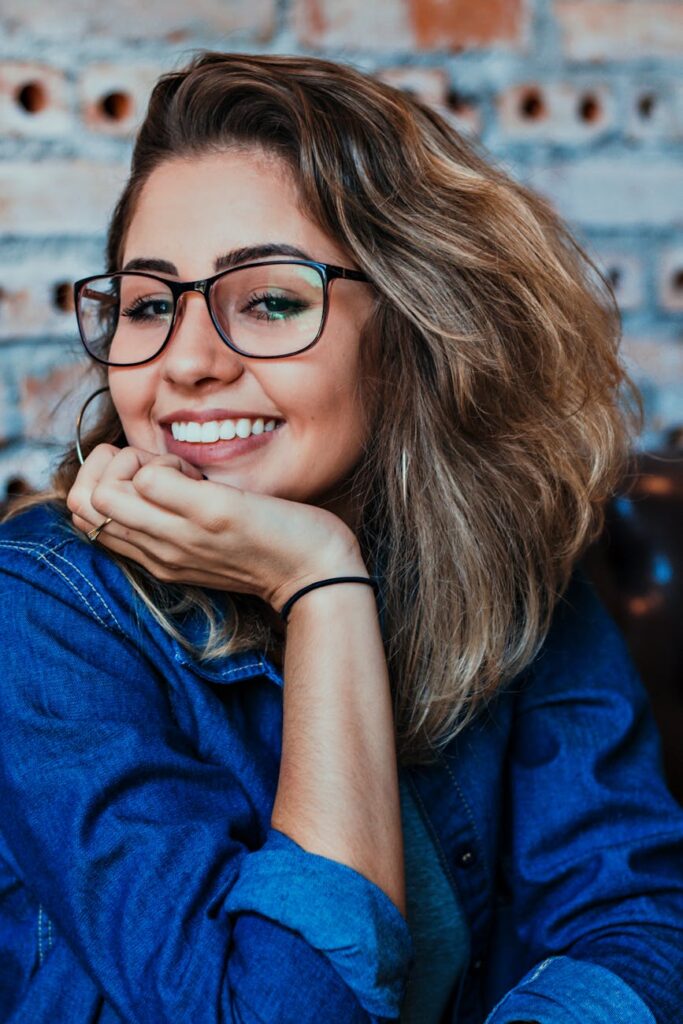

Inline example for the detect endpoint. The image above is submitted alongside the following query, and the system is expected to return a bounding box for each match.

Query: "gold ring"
[87,516,113,542]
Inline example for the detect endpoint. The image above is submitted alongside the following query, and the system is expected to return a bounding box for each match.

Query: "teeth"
[200,421,219,443]
[170,417,278,443]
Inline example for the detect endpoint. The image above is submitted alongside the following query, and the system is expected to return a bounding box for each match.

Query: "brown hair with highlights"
[7,51,643,765]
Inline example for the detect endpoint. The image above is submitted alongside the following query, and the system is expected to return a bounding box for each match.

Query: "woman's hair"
[8,51,642,765]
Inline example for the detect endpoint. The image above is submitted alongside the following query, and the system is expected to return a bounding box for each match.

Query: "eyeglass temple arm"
[79,287,118,306]
[327,264,370,282]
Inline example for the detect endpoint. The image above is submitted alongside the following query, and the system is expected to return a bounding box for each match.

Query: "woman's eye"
[244,292,308,321]
[121,297,173,322]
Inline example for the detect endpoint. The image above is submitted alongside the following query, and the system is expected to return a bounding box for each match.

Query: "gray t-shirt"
[398,770,469,1023]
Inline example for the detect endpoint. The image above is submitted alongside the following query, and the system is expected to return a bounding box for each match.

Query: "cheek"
[306,373,369,464]
[108,371,155,440]
[299,375,360,437]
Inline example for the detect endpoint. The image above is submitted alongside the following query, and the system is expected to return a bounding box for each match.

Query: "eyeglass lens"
[77,264,325,363]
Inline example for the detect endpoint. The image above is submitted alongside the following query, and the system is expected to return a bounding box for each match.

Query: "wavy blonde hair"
[7,51,643,765]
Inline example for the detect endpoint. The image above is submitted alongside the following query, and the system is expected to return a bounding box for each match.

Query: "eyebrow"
[121,243,314,275]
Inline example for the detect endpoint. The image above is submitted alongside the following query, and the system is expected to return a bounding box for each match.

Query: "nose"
[160,290,245,388]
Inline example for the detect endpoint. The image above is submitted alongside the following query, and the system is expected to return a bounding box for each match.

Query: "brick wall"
[1,0,682,494]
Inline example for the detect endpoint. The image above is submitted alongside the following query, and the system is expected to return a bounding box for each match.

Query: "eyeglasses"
[73,259,371,366]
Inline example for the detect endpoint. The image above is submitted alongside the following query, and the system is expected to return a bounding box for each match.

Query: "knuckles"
[132,463,158,491]
[66,487,92,520]
[90,481,114,515]
[65,488,80,515]
[150,559,183,583]
[202,512,231,535]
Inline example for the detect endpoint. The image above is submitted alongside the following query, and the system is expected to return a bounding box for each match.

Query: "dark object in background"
[581,427,683,806]
[3,475,34,504]
[2,439,682,804]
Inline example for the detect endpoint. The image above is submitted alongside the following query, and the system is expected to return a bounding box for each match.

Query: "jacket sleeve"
[484,571,683,1024]
[0,543,413,1024]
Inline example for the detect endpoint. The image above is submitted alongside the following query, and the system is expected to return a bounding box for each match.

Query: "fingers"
[82,524,238,587]
[131,462,239,523]
[67,446,239,565]
[107,450,204,486]
[66,443,121,527]
[67,446,189,537]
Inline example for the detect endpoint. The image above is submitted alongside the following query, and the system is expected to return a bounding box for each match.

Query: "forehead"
[122,149,347,269]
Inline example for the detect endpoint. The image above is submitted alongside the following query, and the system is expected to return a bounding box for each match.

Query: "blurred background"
[0,1,682,794]
[0,0,682,487]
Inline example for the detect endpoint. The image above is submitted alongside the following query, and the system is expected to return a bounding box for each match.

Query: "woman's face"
[111,149,375,525]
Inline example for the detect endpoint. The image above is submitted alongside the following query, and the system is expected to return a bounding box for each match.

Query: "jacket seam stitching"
[49,547,123,632]
[0,539,122,634]
[37,904,43,966]
[223,661,264,678]
[440,756,490,881]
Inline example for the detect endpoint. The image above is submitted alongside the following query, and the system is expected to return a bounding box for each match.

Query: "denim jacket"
[0,502,682,1024]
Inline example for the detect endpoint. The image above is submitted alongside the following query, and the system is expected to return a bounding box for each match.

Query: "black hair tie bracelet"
[280,576,380,625]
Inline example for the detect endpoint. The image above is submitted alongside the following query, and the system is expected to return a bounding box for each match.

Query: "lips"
[157,408,283,426]
[162,420,285,466]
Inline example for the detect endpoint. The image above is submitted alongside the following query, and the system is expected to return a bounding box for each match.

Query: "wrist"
[280,575,379,625]
[269,533,368,615]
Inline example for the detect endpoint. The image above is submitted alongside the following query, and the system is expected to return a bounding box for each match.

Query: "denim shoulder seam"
[0,538,123,635]
[222,661,263,677]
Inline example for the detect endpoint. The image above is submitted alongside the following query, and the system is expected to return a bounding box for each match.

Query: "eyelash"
[243,292,308,320]
[120,293,309,322]
[121,297,171,322]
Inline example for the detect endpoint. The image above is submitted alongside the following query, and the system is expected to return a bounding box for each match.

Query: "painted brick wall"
[1,0,682,494]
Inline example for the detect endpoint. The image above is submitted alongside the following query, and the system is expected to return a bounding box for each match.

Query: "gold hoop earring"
[75,385,110,466]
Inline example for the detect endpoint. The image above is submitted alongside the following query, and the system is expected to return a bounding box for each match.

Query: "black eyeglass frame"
[73,259,371,366]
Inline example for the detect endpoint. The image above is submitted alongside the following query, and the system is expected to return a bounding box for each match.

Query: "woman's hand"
[66,444,365,612]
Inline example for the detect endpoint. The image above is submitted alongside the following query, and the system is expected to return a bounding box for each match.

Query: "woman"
[0,51,681,1024]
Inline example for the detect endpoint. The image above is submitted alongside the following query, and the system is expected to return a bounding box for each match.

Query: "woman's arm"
[0,519,413,1023]
[271,573,406,918]
[68,446,408,915]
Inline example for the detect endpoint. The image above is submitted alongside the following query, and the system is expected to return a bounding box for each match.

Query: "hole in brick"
[578,93,600,123]
[99,91,133,121]
[53,282,74,313]
[16,81,48,114]
[607,267,621,290]
[672,268,683,293]
[6,475,33,497]
[637,93,656,119]
[518,88,545,121]
[447,89,469,114]
[666,425,683,450]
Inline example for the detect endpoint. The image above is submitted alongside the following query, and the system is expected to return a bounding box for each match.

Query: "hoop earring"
[75,385,110,466]
[400,447,410,505]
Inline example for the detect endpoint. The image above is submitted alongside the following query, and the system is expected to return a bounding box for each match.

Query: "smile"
[170,417,279,443]
[163,418,285,466]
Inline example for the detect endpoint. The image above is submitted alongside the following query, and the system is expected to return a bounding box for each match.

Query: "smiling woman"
[1,50,682,1024]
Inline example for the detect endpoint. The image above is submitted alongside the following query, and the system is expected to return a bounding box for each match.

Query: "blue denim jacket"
[0,503,682,1024]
